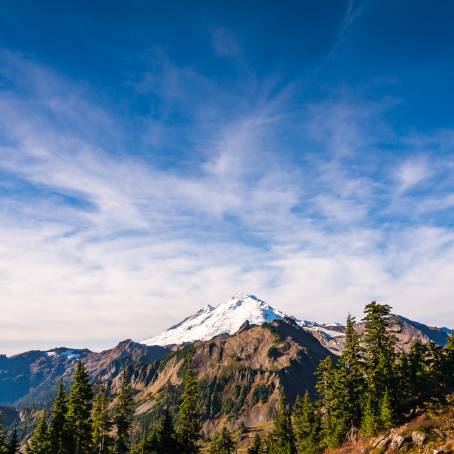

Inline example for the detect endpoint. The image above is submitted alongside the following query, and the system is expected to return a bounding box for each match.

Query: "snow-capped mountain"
[141,294,452,352]
[141,294,287,346]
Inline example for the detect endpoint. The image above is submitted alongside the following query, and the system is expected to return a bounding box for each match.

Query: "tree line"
[1,302,453,453]
[245,302,454,453]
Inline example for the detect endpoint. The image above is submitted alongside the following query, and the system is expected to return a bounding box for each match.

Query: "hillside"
[0,342,169,407]
[330,403,454,453]
[120,319,333,434]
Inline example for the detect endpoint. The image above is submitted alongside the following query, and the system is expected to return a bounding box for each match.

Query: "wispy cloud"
[1,52,454,354]
[395,157,432,194]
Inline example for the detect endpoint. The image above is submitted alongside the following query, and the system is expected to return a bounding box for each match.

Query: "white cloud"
[395,157,432,194]
[1,54,454,355]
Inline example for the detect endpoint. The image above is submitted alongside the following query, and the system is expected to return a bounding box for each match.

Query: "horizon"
[2,1,454,355]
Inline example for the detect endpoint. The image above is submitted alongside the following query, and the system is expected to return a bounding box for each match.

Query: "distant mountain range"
[0,294,452,433]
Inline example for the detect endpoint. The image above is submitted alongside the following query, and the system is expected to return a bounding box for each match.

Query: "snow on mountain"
[45,348,82,360]
[141,294,287,346]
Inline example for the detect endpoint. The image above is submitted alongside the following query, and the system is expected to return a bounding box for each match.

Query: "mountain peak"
[141,294,285,347]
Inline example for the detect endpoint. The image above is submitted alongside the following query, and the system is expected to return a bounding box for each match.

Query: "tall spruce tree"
[7,428,18,454]
[360,394,377,437]
[155,410,178,453]
[293,391,320,453]
[361,302,397,433]
[65,361,93,454]
[266,394,296,454]
[48,380,67,454]
[92,387,113,454]
[379,389,393,430]
[27,412,50,454]
[137,410,178,454]
[113,373,135,454]
[315,356,351,448]
[339,314,364,428]
[208,428,236,454]
[0,412,7,454]
[444,333,454,392]
[176,357,201,454]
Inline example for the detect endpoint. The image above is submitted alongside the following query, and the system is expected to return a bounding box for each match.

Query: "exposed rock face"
[0,342,169,407]
[124,320,333,433]
[331,405,454,453]
[412,430,428,447]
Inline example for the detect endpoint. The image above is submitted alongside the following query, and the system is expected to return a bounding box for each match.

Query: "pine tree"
[293,391,320,453]
[379,389,393,430]
[315,356,351,448]
[48,381,67,454]
[266,394,296,454]
[247,434,262,454]
[0,412,7,454]
[362,302,397,431]
[7,428,18,454]
[176,357,201,454]
[65,361,93,454]
[92,387,113,454]
[208,428,236,454]
[156,410,178,453]
[134,411,178,454]
[7,430,17,454]
[27,412,50,454]
[339,314,364,428]
[113,373,135,454]
[360,395,377,437]
[444,332,454,392]
[140,427,159,454]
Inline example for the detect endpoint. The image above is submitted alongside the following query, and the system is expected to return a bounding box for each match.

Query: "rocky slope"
[0,342,168,407]
[330,403,454,453]
[118,318,333,434]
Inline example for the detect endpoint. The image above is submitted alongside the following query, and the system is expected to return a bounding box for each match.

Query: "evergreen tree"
[155,410,178,454]
[208,428,235,454]
[315,356,351,448]
[360,395,377,437]
[65,361,94,454]
[48,381,67,454]
[142,428,160,454]
[362,302,397,430]
[266,394,296,454]
[7,428,18,454]
[92,387,113,454]
[339,314,364,428]
[293,391,320,453]
[113,373,135,454]
[176,357,201,454]
[425,342,445,401]
[444,332,454,392]
[247,434,262,454]
[134,411,178,454]
[0,412,7,454]
[27,412,50,454]
[379,389,393,430]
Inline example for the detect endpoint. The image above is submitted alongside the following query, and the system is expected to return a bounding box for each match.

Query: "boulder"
[390,433,405,450]
[411,430,427,447]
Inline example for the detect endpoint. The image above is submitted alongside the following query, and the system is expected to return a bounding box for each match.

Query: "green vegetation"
[0,412,18,454]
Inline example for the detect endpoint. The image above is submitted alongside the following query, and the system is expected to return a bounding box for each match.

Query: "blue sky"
[1,0,454,354]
